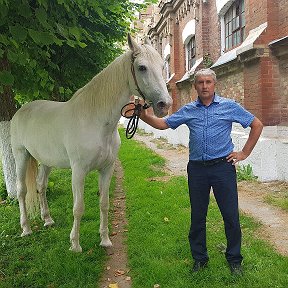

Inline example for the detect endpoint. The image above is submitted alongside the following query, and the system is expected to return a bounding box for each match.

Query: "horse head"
[128,34,172,117]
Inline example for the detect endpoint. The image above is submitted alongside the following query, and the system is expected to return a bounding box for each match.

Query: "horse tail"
[25,156,39,217]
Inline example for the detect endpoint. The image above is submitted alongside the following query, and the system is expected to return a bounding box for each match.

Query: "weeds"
[237,164,258,181]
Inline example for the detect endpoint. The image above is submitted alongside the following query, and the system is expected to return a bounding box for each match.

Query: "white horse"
[10,35,172,252]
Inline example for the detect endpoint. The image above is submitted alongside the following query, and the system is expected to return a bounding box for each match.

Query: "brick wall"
[278,0,288,37]
[246,0,267,33]
[243,60,262,119]
[145,0,288,126]
[205,0,221,61]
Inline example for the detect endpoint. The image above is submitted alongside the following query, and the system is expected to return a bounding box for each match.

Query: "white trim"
[177,57,203,83]
[216,0,235,16]
[163,43,171,60]
[236,22,268,55]
[212,22,268,68]
[182,20,196,44]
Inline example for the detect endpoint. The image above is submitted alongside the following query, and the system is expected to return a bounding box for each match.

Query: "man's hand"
[226,151,248,165]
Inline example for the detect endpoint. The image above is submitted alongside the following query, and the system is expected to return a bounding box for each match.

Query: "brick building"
[135,0,288,181]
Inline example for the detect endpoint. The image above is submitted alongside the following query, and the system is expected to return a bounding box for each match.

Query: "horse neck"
[68,51,132,125]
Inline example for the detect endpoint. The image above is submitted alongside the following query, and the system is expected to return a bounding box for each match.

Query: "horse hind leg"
[36,164,54,227]
[99,163,114,248]
[69,166,86,252]
[14,148,32,236]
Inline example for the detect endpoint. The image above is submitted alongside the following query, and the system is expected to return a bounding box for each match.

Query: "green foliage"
[0,0,153,103]
[118,129,288,288]
[203,53,214,68]
[237,164,258,181]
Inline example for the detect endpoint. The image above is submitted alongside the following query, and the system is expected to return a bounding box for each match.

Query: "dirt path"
[133,134,288,256]
[99,160,131,288]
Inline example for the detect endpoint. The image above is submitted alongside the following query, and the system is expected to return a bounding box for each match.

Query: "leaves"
[0,0,154,106]
[9,24,27,42]
[0,71,14,85]
[28,29,55,46]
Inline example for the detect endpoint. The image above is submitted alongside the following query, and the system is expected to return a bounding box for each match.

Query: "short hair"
[194,68,217,83]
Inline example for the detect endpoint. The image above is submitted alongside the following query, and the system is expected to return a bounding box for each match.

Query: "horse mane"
[69,50,131,112]
[68,44,161,115]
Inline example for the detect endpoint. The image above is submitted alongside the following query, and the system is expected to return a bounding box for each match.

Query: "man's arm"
[227,117,263,164]
[140,107,169,130]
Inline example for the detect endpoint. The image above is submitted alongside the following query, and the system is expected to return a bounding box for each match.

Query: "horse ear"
[128,34,140,53]
[144,36,152,46]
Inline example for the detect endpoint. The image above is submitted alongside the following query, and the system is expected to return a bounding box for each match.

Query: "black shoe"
[229,262,243,276]
[192,261,208,272]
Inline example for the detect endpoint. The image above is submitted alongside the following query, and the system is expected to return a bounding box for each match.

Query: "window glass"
[224,0,245,50]
[186,36,196,71]
[164,57,171,80]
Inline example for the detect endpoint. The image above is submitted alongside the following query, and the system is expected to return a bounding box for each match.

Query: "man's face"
[194,75,216,102]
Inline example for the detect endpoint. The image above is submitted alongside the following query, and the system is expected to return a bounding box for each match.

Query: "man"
[140,68,263,275]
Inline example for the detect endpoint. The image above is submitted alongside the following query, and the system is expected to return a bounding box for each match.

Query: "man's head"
[194,68,217,105]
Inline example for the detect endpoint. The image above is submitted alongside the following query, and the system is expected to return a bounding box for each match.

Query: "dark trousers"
[187,160,243,264]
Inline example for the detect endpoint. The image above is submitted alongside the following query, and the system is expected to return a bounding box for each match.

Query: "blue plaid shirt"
[165,94,255,161]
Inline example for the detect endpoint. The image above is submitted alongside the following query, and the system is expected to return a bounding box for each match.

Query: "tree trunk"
[0,56,18,198]
[0,121,17,198]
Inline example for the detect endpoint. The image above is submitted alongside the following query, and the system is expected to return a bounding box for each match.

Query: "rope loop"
[121,101,150,139]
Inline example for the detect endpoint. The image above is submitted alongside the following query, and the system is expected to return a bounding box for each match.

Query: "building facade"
[135,0,288,181]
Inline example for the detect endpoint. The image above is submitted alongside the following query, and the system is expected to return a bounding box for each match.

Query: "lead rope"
[120,54,150,139]
[121,97,150,139]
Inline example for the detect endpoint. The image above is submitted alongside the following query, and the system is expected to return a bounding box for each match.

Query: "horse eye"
[138,65,147,72]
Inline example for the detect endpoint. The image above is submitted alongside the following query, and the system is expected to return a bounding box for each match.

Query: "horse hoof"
[44,219,55,227]
[100,239,113,247]
[69,245,82,253]
[21,229,32,237]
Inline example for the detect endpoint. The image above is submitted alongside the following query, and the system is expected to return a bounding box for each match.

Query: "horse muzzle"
[154,100,172,117]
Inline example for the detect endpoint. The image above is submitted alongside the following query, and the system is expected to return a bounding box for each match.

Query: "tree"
[0,0,151,197]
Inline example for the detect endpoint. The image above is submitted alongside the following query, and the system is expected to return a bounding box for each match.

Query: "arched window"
[186,36,196,70]
[224,0,245,50]
[164,56,171,80]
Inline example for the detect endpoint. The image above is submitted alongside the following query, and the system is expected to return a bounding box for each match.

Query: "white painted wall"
[120,117,288,182]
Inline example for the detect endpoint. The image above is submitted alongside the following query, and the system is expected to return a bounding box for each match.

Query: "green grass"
[119,129,288,288]
[0,168,113,288]
[265,193,288,211]
[1,129,288,287]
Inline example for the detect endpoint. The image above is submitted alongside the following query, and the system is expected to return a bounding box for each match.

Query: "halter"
[120,53,150,139]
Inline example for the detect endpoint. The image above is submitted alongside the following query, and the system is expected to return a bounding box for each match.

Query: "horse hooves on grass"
[69,246,83,253]
[21,230,32,237]
[44,220,55,227]
[100,237,113,247]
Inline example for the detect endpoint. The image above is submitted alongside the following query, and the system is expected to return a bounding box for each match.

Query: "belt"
[189,157,227,166]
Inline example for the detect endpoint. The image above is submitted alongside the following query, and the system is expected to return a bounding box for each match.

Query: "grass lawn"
[0,168,111,287]
[119,129,288,288]
[0,128,288,287]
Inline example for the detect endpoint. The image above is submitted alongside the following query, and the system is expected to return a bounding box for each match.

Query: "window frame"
[186,36,196,71]
[224,0,245,51]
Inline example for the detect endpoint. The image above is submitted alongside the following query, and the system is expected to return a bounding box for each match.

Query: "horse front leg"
[99,163,115,247]
[69,167,86,252]
[36,164,54,227]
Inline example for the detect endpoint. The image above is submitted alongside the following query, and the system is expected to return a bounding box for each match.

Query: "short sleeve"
[232,102,255,128]
[165,106,189,129]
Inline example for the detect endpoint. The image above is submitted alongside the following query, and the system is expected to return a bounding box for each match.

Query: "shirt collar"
[195,93,221,107]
